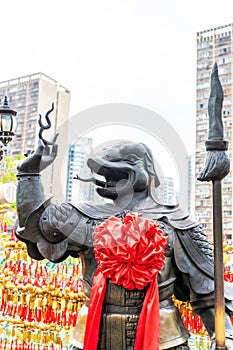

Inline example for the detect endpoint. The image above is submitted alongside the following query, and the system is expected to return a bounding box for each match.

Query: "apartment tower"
[0,73,71,201]
[195,24,233,241]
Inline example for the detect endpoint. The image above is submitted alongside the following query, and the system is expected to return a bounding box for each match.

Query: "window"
[201,223,208,229]
[9,94,16,102]
[197,82,210,90]
[221,77,232,85]
[219,67,231,75]
[195,211,210,217]
[223,187,232,193]
[30,82,39,89]
[197,113,208,121]
[197,103,208,109]
[196,189,210,198]
[224,222,233,229]
[218,57,232,65]
[217,47,231,55]
[9,87,17,93]
[197,41,212,49]
[31,90,38,97]
[197,62,210,70]
[18,85,27,91]
[224,121,232,127]
[197,92,209,99]
[223,109,231,116]
[224,199,231,205]
[197,72,210,79]
[225,131,232,137]
[224,88,231,95]
[197,51,210,59]
[196,145,205,152]
[223,176,232,183]
[197,124,207,131]
[217,36,231,45]
[223,99,232,106]
[196,134,206,141]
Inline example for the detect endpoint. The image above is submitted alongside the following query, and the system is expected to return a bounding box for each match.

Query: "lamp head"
[0,96,17,146]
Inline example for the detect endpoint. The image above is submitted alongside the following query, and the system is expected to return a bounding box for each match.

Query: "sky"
[2,0,233,156]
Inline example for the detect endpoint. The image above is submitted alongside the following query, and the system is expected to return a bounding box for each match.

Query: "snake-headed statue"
[15,120,233,349]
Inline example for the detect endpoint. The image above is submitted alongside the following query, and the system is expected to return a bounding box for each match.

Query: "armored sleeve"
[174,225,233,314]
[16,202,94,263]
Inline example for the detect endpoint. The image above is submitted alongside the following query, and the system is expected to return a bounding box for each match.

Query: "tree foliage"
[1,155,23,184]
[0,155,24,224]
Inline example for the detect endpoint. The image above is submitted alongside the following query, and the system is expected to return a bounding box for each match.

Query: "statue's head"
[86,142,160,202]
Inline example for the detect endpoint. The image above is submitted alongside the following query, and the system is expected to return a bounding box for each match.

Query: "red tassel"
[10,228,15,240]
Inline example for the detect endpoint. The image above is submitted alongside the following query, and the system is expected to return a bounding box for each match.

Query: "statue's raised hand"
[17,134,58,174]
[17,103,58,175]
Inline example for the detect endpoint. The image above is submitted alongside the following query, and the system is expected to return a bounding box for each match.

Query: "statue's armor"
[16,200,233,349]
[78,219,189,350]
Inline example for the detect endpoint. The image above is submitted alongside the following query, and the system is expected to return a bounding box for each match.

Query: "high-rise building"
[195,23,233,242]
[66,138,94,202]
[157,176,177,205]
[66,138,114,205]
[0,73,71,201]
[186,154,195,216]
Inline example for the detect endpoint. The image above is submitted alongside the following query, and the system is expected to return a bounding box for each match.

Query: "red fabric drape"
[134,278,160,349]
[83,268,107,349]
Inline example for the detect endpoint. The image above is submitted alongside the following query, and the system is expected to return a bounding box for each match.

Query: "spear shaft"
[197,63,230,349]
[213,179,226,349]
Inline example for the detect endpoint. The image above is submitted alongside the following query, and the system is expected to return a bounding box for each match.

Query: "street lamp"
[0,96,17,161]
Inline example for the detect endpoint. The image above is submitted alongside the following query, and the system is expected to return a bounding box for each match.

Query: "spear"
[198,63,230,349]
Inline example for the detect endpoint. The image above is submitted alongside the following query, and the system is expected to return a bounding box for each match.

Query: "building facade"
[66,138,94,202]
[195,24,233,242]
[66,138,108,204]
[157,176,177,205]
[0,73,71,201]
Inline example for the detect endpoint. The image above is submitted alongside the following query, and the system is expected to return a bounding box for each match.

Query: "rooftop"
[0,72,70,92]
[197,23,233,40]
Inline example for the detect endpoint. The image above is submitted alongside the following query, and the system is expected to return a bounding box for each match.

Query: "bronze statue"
[15,66,233,350]
[15,138,233,350]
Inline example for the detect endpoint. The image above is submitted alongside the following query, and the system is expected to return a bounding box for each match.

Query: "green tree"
[0,155,24,223]
[1,155,23,183]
